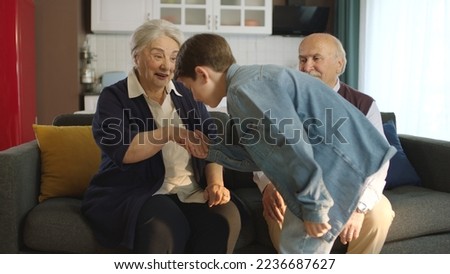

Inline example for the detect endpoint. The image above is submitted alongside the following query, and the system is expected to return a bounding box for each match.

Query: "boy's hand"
[187,129,210,158]
[304,221,331,238]
[169,127,209,158]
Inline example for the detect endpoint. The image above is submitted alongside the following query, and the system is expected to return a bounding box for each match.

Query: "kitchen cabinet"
[154,0,272,34]
[91,0,272,35]
[91,0,156,33]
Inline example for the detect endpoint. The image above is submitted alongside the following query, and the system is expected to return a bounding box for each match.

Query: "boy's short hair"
[175,33,236,80]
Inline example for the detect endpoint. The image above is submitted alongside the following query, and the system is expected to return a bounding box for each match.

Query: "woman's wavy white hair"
[130,19,184,65]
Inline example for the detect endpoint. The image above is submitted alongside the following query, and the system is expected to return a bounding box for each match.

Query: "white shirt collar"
[127,69,183,99]
[332,78,341,92]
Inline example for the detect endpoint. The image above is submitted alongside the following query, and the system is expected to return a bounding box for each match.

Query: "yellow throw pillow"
[32,125,101,202]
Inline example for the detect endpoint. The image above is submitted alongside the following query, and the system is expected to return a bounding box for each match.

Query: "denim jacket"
[207,64,396,242]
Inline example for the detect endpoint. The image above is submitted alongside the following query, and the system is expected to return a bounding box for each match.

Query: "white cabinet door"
[92,0,272,35]
[154,0,212,33]
[91,0,155,33]
[214,0,272,35]
[154,0,272,35]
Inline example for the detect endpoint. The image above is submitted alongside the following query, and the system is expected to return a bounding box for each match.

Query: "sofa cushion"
[33,125,101,202]
[23,198,98,253]
[383,120,422,189]
[384,185,450,242]
[382,233,450,254]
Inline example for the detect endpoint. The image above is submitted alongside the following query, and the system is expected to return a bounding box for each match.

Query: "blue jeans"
[280,208,333,253]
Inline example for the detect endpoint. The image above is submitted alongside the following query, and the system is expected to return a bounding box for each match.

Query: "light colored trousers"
[267,195,395,253]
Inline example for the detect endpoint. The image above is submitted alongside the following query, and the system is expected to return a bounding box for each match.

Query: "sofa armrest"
[0,140,41,253]
[399,134,450,193]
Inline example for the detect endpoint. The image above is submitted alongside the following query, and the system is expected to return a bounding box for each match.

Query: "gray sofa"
[1,112,450,254]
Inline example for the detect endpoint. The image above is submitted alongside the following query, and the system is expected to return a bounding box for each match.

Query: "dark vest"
[337,82,374,115]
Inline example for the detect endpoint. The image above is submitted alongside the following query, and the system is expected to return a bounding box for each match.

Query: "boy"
[175,33,396,253]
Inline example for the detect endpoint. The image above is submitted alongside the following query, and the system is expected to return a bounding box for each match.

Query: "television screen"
[272,6,330,36]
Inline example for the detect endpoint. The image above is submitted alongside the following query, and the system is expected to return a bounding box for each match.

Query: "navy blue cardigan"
[81,79,214,249]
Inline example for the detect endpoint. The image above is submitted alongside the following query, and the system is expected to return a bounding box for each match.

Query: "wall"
[35,0,87,124]
[0,0,36,150]
[33,1,333,120]
[88,33,302,83]
[88,0,338,83]
[86,33,302,113]
[82,32,303,113]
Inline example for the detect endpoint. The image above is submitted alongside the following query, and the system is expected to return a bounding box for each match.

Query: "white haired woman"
[81,19,240,254]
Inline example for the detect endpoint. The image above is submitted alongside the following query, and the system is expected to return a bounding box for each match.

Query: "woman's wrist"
[206,182,225,188]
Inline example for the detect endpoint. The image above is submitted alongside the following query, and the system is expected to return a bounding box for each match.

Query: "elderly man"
[254,33,395,254]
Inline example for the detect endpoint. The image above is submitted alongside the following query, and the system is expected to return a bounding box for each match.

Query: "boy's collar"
[226,64,240,81]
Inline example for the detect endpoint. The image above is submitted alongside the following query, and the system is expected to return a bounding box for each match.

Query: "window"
[360,0,450,140]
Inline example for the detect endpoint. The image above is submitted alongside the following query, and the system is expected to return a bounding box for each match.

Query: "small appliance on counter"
[101,71,127,88]
[79,71,127,114]
[80,40,97,92]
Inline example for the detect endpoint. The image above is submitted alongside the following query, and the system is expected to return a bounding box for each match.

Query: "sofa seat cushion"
[381,233,450,254]
[384,185,450,242]
[23,198,98,253]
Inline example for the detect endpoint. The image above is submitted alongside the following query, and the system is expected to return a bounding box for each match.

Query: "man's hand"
[262,183,286,226]
[339,211,365,245]
[262,183,331,238]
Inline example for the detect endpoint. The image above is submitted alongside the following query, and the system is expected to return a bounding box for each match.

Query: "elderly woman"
[81,19,240,254]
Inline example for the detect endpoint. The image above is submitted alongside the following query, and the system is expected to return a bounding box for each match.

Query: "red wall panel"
[0,0,36,151]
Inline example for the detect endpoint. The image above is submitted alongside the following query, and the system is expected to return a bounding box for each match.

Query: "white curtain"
[359,0,450,140]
